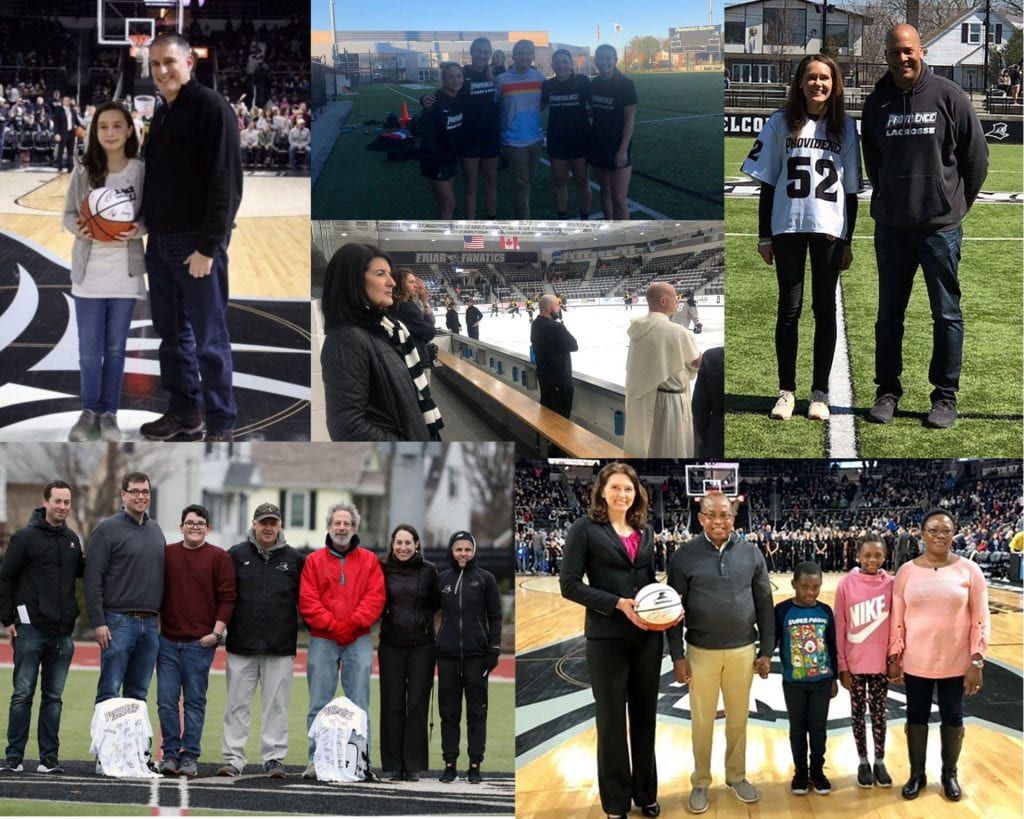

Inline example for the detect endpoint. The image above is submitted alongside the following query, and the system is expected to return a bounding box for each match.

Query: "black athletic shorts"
[588,142,632,170]
[457,133,501,160]
[420,160,457,181]
[546,131,589,161]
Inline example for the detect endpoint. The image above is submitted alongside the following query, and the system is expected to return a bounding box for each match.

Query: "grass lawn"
[314,72,723,220]
[724,196,1023,458]
[0,667,515,773]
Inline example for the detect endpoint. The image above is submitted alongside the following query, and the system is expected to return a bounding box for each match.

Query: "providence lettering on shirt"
[89,698,160,778]
[308,696,368,783]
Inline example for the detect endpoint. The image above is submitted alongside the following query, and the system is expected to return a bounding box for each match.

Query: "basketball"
[634,582,683,630]
[79,187,135,241]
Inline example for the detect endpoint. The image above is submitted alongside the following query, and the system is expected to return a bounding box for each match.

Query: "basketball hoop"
[129,34,152,78]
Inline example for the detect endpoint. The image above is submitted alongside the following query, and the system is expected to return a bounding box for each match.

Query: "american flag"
[463,235,484,249]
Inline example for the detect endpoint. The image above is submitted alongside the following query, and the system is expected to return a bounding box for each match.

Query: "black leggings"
[903,672,964,727]
[773,232,844,393]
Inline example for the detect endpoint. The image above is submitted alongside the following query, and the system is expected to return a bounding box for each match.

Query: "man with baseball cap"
[218,503,304,778]
[436,531,502,784]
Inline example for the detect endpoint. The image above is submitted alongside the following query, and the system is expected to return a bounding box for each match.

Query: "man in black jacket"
[0,480,83,774]
[465,300,483,339]
[139,32,243,443]
[51,96,81,173]
[862,23,988,430]
[530,294,578,418]
[218,504,304,778]
[436,532,502,784]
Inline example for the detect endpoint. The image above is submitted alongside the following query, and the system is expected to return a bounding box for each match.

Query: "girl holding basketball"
[588,44,637,220]
[62,100,145,442]
[542,49,592,219]
[740,54,861,423]
[559,462,668,819]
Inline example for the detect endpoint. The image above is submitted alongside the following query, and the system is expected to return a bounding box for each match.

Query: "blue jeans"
[74,297,136,414]
[874,223,964,403]
[305,634,372,761]
[95,612,160,704]
[145,231,237,433]
[5,624,74,760]
[156,636,216,761]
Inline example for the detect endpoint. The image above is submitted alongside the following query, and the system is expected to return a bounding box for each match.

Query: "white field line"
[725,232,1023,242]
[828,279,858,458]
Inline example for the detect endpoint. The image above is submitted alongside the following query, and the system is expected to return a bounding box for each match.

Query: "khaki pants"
[688,643,755,788]
[502,142,542,218]
[221,653,295,770]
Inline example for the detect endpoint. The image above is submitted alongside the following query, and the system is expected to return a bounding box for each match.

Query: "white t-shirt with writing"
[89,698,160,778]
[307,696,368,783]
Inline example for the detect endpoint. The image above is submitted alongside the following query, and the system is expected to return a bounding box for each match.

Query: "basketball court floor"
[0,169,311,441]
[516,573,1024,818]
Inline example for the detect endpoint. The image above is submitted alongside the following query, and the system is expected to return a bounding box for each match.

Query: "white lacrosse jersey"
[308,696,369,783]
[89,698,159,778]
[741,111,861,240]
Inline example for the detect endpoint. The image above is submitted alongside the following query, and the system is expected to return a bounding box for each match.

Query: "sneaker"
[807,390,830,421]
[439,763,457,783]
[364,768,382,783]
[467,763,482,784]
[770,390,795,420]
[302,762,317,779]
[873,760,893,787]
[924,399,957,429]
[867,393,898,424]
[217,763,241,777]
[177,758,198,778]
[686,787,709,814]
[69,409,100,441]
[857,761,873,788]
[264,759,286,778]
[381,770,400,781]
[810,769,832,794]
[791,772,809,795]
[98,412,122,442]
[140,410,204,441]
[95,759,104,775]
[728,780,759,803]
[404,771,420,782]
[203,431,235,442]
[158,757,179,775]
[0,757,23,773]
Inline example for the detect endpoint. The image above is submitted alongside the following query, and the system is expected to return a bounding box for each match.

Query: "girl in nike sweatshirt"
[834,533,894,789]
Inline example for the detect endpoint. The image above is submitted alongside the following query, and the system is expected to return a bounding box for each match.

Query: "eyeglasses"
[183,521,208,529]
[124,488,151,497]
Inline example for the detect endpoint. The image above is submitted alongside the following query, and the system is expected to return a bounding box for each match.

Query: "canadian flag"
[501,236,519,250]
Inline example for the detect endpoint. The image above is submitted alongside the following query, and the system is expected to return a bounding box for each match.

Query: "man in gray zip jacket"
[666,492,774,814]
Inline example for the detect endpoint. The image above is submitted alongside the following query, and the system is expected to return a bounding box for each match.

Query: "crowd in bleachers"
[514,460,1023,580]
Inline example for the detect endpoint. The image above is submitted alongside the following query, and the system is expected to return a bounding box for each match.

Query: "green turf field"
[313,72,723,220]
[725,136,1024,193]
[723,195,1023,458]
[0,667,514,773]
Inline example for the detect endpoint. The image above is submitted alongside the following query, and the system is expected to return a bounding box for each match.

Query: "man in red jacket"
[298,503,385,780]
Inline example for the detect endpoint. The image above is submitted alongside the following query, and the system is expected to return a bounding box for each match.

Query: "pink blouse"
[888,558,990,678]
[619,530,640,562]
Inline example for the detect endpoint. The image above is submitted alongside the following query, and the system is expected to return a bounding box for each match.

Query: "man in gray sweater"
[666,492,774,814]
[84,472,165,704]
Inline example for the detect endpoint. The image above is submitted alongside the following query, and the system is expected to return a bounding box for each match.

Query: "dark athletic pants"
[437,655,489,764]
[378,641,435,774]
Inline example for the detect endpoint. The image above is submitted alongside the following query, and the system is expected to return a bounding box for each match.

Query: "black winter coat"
[437,550,501,659]
[394,301,436,371]
[530,314,578,386]
[379,551,441,647]
[322,323,430,441]
[0,508,84,635]
[226,537,305,656]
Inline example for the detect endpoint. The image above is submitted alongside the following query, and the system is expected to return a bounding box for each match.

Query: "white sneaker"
[808,391,830,421]
[769,390,795,420]
[302,762,317,780]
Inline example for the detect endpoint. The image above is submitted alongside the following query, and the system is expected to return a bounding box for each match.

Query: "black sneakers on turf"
[467,764,482,784]
[867,394,898,424]
[925,399,957,429]
[857,762,873,788]
[810,769,832,794]
[0,757,23,773]
[439,763,457,783]
[140,410,204,441]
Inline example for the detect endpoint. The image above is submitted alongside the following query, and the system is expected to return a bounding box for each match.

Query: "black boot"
[901,724,928,799]
[940,725,964,801]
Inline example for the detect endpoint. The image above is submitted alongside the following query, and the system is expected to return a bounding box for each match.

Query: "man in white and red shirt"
[298,503,385,780]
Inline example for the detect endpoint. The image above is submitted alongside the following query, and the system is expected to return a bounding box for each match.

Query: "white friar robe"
[624,312,701,457]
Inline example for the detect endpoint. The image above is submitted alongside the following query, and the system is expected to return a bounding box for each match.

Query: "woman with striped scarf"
[320,244,444,441]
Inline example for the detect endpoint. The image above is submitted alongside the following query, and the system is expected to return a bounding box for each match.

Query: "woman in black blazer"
[560,462,666,819]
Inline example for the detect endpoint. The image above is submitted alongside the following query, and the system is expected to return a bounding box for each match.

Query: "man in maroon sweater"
[156,505,236,777]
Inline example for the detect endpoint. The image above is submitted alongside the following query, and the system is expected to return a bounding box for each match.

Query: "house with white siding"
[920,6,1022,92]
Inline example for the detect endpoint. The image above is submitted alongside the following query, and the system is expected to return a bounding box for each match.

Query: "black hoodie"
[437,546,502,659]
[0,508,84,634]
[861,64,988,230]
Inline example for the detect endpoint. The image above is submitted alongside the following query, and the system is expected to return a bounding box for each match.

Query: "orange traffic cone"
[399,102,411,128]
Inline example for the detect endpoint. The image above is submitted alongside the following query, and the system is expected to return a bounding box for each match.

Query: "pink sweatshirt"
[888,559,990,678]
[834,568,894,674]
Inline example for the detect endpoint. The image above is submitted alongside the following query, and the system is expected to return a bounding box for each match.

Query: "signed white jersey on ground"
[89,698,159,778]
[308,696,369,783]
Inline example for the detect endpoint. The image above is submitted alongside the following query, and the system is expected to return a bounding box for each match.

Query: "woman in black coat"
[320,243,443,441]
[391,270,437,384]
[559,462,666,819]
[378,524,441,781]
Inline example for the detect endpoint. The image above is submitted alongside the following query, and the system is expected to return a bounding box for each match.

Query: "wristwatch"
[214,631,225,645]
[971,658,984,669]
